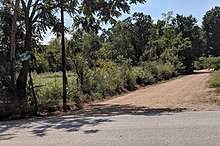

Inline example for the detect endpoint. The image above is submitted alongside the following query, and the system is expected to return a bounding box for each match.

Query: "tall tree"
[129,12,153,64]
[105,21,133,63]
[108,12,153,65]
[173,14,205,73]
[203,6,220,56]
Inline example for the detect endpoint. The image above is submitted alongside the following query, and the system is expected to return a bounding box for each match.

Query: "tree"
[128,13,153,65]
[203,6,220,56]
[104,21,133,63]
[173,14,205,73]
[67,30,102,94]
[13,0,60,106]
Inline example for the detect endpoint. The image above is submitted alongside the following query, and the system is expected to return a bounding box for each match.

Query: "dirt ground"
[91,70,220,112]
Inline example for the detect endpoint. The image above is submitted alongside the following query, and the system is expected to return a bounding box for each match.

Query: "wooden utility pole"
[61,0,67,111]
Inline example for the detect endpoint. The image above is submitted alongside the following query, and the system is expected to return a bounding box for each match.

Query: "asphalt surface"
[1,111,220,146]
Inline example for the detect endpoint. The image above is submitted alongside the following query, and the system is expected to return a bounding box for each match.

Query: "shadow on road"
[0,104,186,140]
[72,104,186,117]
[0,115,113,140]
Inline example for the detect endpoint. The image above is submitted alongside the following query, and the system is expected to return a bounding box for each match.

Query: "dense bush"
[205,57,220,70]
[194,57,220,70]
[135,67,155,86]
[138,61,175,84]
[123,67,138,90]
[156,63,174,80]
[194,57,206,70]
[87,61,125,98]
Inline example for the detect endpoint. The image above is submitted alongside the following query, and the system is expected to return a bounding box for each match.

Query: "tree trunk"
[16,23,32,106]
[10,0,20,101]
[16,61,29,105]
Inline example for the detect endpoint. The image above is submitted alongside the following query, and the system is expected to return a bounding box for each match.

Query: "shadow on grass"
[0,104,186,140]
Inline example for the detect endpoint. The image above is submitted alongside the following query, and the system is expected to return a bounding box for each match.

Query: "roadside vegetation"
[207,71,220,105]
[0,0,220,117]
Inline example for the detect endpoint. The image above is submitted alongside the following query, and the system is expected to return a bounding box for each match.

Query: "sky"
[42,0,220,44]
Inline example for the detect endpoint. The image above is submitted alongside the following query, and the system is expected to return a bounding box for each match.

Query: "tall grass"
[208,71,220,89]
[33,72,77,106]
[208,71,220,105]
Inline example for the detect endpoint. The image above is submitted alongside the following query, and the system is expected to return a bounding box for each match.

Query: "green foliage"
[0,69,11,102]
[155,63,174,80]
[36,79,62,106]
[139,61,174,83]
[135,67,155,86]
[203,6,220,56]
[206,71,220,105]
[194,57,206,70]
[208,71,220,90]
[88,61,125,98]
[205,57,220,70]
[123,67,138,90]
[2,0,217,110]
[33,72,77,106]
[194,57,220,70]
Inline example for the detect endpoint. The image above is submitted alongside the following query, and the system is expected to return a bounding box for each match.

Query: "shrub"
[123,68,138,90]
[156,63,174,80]
[139,61,174,83]
[208,71,220,89]
[88,61,124,98]
[194,57,206,70]
[135,67,155,86]
[194,57,220,70]
[206,57,220,70]
[67,75,81,99]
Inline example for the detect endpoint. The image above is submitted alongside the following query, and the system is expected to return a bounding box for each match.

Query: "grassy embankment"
[208,71,220,105]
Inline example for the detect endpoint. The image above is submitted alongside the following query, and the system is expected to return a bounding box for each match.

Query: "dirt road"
[96,70,219,111]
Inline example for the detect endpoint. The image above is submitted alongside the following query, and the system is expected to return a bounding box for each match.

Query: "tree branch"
[27,0,33,15]
[20,0,26,12]
[30,0,40,20]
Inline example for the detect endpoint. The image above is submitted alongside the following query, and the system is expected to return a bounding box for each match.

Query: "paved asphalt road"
[1,111,220,146]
